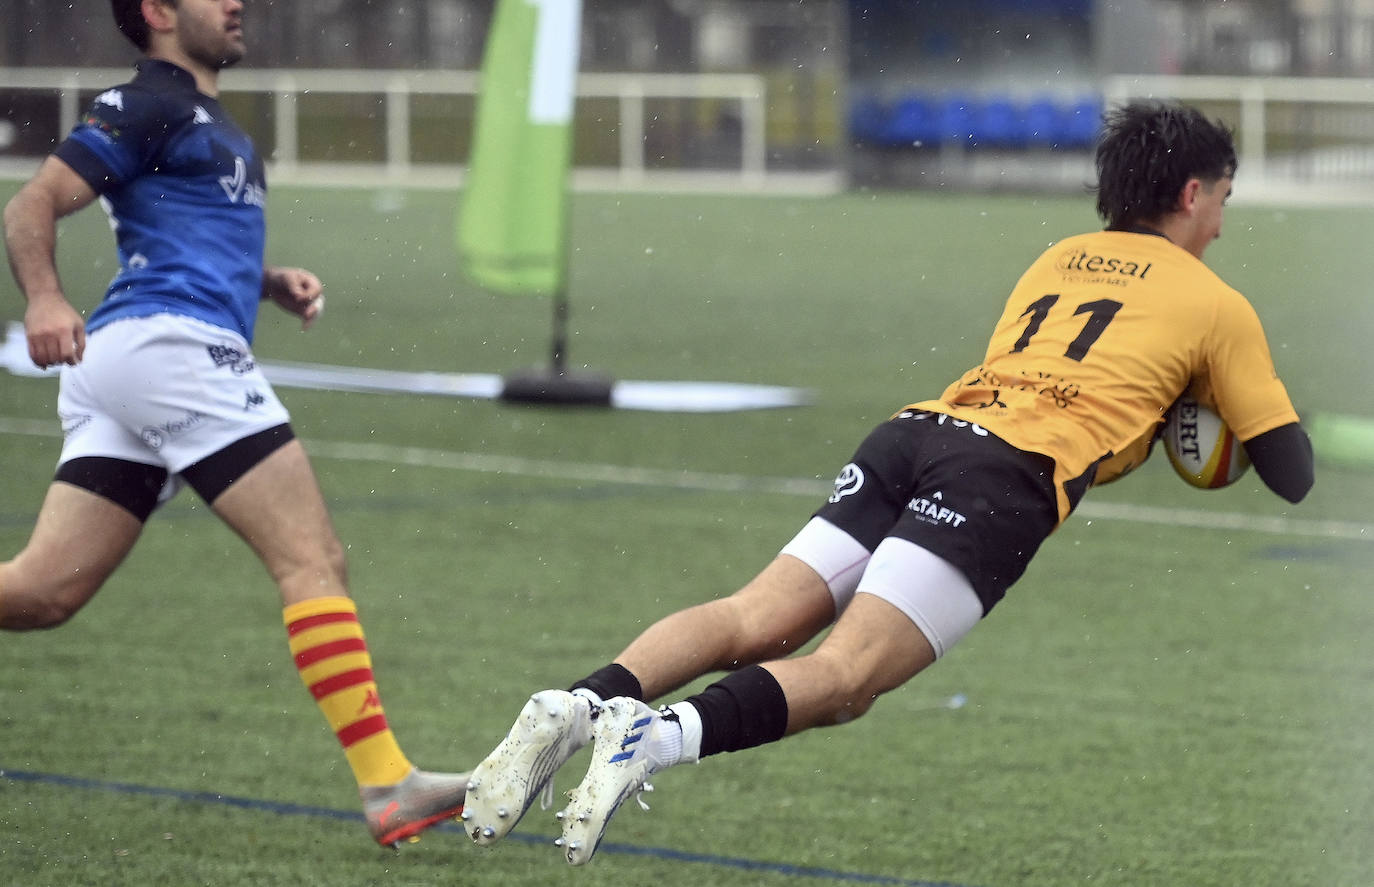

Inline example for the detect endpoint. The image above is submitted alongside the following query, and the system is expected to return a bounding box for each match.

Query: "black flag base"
[500,367,615,406]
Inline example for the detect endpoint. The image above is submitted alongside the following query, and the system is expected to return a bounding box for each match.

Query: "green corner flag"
[458,0,582,296]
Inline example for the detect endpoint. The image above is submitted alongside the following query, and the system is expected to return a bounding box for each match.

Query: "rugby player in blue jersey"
[1,0,467,848]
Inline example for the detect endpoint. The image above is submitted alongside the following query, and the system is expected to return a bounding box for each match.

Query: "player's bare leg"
[764,591,937,732]
[212,439,468,847]
[0,482,141,629]
[613,554,837,700]
[466,555,835,850]
[560,591,937,864]
[209,439,348,606]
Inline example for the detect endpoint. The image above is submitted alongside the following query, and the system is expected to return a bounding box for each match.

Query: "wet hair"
[111,0,170,51]
[1094,101,1237,230]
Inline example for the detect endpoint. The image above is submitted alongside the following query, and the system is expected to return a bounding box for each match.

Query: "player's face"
[174,0,246,70]
[1181,175,1232,259]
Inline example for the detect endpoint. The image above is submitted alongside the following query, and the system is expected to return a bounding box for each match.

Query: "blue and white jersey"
[55,60,267,342]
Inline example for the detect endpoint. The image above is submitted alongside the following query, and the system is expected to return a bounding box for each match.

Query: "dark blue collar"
[134,58,201,93]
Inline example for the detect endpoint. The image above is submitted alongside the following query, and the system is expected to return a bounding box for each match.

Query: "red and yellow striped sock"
[284,596,412,788]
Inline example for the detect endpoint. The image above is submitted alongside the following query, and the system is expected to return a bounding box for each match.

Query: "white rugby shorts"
[57,313,291,476]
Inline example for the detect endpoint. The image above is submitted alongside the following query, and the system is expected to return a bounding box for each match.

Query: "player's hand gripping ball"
[1162,395,1251,488]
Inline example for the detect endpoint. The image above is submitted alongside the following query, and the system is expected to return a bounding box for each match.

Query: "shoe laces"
[626,705,682,811]
[536,696,601,811]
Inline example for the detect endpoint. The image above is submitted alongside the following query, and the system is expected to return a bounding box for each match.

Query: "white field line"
[1,416,1368,543]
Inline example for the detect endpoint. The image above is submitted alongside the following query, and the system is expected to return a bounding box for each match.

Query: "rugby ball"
[1162,395,1251,488]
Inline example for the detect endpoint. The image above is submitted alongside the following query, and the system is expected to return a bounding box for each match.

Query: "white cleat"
[558,696,680,866]
[463,689,595,847]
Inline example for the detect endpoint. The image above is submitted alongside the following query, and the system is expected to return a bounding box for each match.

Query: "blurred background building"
[10,0,1374,76]
[4,0,1374,198]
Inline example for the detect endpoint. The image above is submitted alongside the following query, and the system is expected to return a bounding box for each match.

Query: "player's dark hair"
[1094,101,1237,230]
[111,0,165,51]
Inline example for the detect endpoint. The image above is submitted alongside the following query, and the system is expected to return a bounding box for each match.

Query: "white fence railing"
[0,67,845,193]
[10,68,1374,201]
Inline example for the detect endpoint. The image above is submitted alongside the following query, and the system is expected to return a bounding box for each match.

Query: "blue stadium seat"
[851,90,1104,152]
[1023,96,1064,148]
[883,94,942,147]
[969,96,1028,149]
[937,93,976,145]
[1058,97,1103,148]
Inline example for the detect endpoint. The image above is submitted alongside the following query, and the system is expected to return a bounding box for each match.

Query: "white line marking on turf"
[313,439,828,497]
[0,417,52,436]
[1,416,1368,542]
[1074,501,1369,543]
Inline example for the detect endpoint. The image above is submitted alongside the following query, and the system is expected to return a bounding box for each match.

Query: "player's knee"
[275,530,348,596]
[0,574,97,629]
[21,601,81,629]
[320,531,348,584]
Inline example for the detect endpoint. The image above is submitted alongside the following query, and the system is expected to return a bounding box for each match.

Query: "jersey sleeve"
[53,87,164,194]
[1192,289,1300,441]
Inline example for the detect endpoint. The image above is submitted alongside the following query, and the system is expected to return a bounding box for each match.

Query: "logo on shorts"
[828,463,864,504]
[207,344,255,375]
[906,490,968,527]
[140,410,206,450]
[244,390,266,410]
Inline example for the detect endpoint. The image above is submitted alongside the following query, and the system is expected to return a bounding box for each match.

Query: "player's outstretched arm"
[1244,422,1314,503]
[3,156,97,368]
[262,265,325,330]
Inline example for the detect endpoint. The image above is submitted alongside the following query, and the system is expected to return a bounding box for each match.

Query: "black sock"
[570,663,643,702]
[686,664,789,758]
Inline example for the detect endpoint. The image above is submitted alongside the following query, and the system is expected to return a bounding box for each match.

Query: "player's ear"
[1176,178,1203,215]
[141,0,176,37]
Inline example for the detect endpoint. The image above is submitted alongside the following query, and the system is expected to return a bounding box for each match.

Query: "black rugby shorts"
[812,411,1059,614]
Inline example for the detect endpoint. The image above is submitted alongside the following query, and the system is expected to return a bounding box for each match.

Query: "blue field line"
[0,766,981,887]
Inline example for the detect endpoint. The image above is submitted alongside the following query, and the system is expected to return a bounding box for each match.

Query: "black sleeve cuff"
[1243,422,1314,503]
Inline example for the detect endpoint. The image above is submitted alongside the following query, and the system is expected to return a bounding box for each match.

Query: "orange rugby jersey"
[906,229,1299,522]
